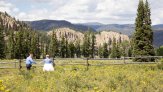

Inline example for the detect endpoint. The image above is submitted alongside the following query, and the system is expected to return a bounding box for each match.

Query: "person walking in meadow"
[25,53,36,71]
[42,55,54,71]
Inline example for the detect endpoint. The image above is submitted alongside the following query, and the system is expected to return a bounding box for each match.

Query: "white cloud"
[0,0,163,24]
[0,1,13,13]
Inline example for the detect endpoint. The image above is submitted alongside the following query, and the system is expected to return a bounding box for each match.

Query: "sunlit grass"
[0,64,163,92]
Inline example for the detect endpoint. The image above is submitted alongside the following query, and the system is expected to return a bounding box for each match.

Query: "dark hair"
[29,52,33,55]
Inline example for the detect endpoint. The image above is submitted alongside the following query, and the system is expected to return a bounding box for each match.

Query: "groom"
[25,53,36,70]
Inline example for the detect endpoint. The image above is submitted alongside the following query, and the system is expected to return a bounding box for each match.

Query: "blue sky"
[0,0,163,24]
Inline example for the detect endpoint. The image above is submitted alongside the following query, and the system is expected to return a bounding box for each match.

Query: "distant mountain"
[152,24,163,30]
[96,24,135,35]
[153,30,163,47]
[78,22,103,30]
[25,20,96,32]
[80,22,103,25]
[24,19,163,47]
[1,11,163,47]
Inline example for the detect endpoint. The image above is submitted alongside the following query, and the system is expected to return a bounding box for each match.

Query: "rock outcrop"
[96,31,129,46]
[0,12,20,30]
[48,28,130,46]
[48,28,84,42]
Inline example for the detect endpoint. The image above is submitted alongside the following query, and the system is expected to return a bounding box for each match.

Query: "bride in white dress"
[42,55,54,71]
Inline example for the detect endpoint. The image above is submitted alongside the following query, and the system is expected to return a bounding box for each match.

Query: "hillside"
[25,20,95,32]
[153,30,163,47]
[25,19,163,47]
[1,11,163,47]
[0,12,21,30]
[47,28,130,46]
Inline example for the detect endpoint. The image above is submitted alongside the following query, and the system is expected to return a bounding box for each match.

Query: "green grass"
[0,64,163,92]
[0,59,133,68]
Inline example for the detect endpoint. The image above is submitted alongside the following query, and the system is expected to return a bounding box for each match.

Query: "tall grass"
[0,64,163,92]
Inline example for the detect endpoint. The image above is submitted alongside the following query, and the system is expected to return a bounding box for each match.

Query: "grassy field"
[0,59,133,68]
[0,61,163,92]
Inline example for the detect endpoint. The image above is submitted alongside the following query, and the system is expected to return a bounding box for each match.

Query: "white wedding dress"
[43,58,54,71]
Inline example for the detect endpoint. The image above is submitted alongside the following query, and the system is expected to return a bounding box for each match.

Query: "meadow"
[0,59,163,92]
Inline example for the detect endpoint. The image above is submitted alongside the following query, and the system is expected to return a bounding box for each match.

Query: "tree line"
[0,0,161,62]
[0,24,132,59]
[132,0,155,62]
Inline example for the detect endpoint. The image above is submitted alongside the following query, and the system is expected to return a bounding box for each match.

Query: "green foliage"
[157,59,163,70]
[65,36,69,58]
[69,42,75,58]
[110,38,120,58]
[132,0,155,62]
[8,31,15,59]
[156,46,163,56]
[120,41,131,57]
[98,45,103,58]
[82,32,91,57]
[15,29,24,59]
[30,32,41,59]
[0,25,5,59]
[90,33,96,58]
[49,31,59,58]
[60,36,67,58]
[75,40,81,58]
[103,43,109,58]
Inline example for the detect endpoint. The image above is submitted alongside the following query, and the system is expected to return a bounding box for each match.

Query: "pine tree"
[35,34,41,59]
[41,33,50,58]
[157,46,163,56]
[144,0,155,57]
[116,43,121,58]
[30,32,37,57]
[65,36,69,58]
[75,40,81,58]
[15,30,24,59]
[82,32,91,57]
[102,43,109,58]
[133,0,145,61]
[60,36,66,58]
[49,31,58,58]
[8,30,15,59]
[110,38,117,58]
[120,41,130,57]
[40,39,45,58]
[30,31,41,59]
[90,33,96,58]
[133,0,155,62]
[0,25,5,59]
[69,42,75,58]
[23,30,31,58]
[98,45,103,58]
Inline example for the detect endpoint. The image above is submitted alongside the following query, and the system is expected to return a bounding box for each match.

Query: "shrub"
[157,58,163,70]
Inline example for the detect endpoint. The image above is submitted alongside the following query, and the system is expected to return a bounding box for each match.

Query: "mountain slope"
[96,24,135,35]
[0,12,21,30]
[153,30,163,47]
[25,19,163,47]
[152,24,163,30]
[25,20,95,32]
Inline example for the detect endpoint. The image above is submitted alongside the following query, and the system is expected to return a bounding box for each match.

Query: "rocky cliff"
[96,31,129,46]
[0,12,19,30]
[48,28,130,46]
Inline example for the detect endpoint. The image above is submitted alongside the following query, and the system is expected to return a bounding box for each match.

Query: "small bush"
[157,59,163,70]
